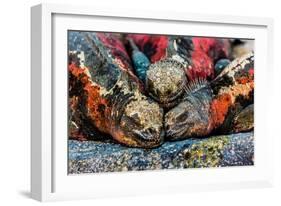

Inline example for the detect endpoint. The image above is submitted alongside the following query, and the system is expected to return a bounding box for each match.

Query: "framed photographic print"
[31,3,274,201]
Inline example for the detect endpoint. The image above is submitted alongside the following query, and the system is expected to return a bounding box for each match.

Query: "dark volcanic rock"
[68,131,254,174]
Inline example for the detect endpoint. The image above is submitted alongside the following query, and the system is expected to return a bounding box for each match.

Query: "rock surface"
[68,131,254,174]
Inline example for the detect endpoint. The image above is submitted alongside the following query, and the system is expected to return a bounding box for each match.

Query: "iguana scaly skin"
[165,53,254,140]
[69,32,164,148]
[68,31,254,148]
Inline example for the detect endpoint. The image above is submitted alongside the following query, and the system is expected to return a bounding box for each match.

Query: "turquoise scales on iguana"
[128,38,150,83]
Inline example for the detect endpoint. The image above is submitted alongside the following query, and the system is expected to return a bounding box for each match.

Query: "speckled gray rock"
[68,131,254,174]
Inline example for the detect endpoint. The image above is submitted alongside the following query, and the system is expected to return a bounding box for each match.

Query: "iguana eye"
[176,113,188,122]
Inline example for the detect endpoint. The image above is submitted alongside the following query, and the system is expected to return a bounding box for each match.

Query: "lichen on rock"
[182,136,229,168]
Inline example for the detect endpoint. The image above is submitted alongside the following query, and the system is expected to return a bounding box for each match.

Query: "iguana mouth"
[107,80,164,148]
[109,98,164,148]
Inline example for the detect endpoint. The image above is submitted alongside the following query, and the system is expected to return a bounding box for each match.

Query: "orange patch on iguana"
[236,68,254,84]
[210,93,232,128]
[69,63,111,133]
[84,83,111,133]
[237,76,251,84]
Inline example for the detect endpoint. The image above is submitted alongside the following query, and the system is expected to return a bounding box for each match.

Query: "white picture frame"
[31,3,274,202]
